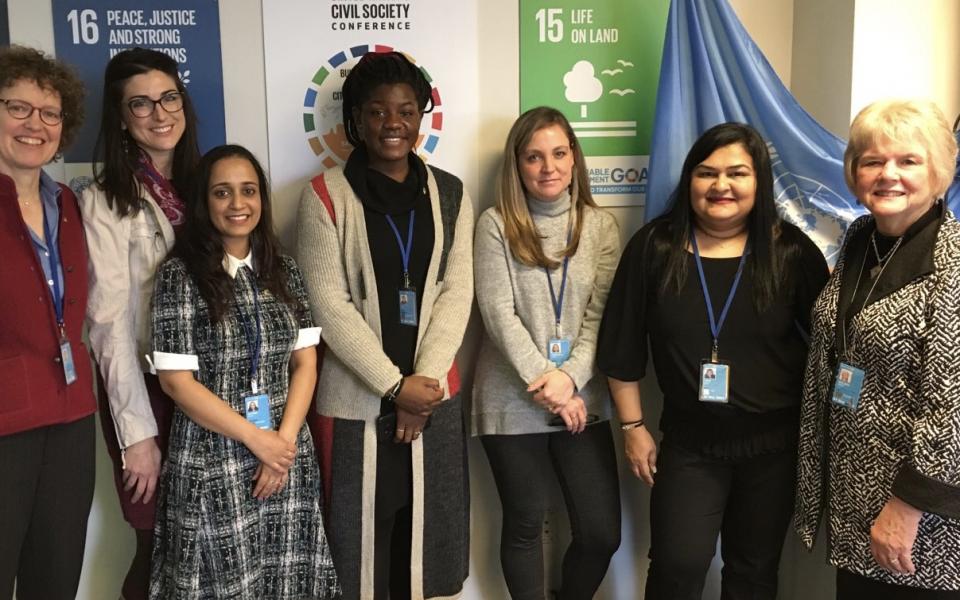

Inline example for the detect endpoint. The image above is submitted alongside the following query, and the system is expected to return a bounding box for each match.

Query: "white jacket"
[81,183,175,448]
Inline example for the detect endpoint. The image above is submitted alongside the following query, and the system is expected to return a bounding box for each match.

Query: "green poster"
[520,0,669,205]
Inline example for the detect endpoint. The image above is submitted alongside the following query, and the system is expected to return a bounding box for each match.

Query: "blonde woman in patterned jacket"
[796,99,960,599]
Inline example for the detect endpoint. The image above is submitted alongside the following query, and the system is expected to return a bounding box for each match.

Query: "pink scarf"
[135,151,186,231]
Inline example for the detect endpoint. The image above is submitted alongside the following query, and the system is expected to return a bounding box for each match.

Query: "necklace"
[869,230,903,279]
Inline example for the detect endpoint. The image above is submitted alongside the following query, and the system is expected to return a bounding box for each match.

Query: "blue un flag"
[645,0,863,263]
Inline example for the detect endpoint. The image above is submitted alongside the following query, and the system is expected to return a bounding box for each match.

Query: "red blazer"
[0,174,95,436]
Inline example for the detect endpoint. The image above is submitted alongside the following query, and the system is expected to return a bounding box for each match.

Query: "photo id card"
[59,338,77,385]
[699,361,730,403]
[831,362,865,411]
[547,337,571,366]
[244,393,271,429]
[398,288,418,326]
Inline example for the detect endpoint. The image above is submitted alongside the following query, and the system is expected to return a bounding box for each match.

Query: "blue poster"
[52,0,225,162]
[0,1,8,47]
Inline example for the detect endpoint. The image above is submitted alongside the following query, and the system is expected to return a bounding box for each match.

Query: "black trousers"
[837,569,960,600]
[645,439,796,600]
[0,415,95,600]
[481,423,621,600]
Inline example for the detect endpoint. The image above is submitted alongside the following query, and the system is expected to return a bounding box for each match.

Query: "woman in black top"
[597,123,829,600]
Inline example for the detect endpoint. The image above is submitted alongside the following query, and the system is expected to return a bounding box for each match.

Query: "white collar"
[222,250,254,279]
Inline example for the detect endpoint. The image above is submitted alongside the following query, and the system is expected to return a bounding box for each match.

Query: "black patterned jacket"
[796,208,960,590]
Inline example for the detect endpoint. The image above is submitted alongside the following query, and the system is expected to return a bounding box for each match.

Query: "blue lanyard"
[690,227,748,361]
[385,210,415,288]
[544,224,573,337]
[235,268,263,393]
[41,206,65,333]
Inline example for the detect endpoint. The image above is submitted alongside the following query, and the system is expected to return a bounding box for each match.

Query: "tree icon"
[563,61,603,118]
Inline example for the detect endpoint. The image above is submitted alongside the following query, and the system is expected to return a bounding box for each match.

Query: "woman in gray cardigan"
[473,106,622,599]
[296,52,473,600]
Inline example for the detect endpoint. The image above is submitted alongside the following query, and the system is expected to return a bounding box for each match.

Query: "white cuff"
[151,351,199,371]
[294,326,322,350]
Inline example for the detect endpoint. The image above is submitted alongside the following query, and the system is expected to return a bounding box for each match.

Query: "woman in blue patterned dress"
[149,144,340,598]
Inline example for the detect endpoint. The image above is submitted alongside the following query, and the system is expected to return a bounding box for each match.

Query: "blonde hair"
[495,106,597,269]
[845,99,958,199]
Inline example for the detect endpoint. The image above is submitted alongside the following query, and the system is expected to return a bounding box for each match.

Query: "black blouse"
[343,148,435,381]
[597,220,829,455]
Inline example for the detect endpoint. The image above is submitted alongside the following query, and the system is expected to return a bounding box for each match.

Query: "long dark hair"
[341,51,434,148]
[92,47,200,217]
[657,122,795,312]
[170,145,294,323]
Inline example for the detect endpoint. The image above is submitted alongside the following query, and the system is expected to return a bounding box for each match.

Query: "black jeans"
[0,415,95,600]
[837,569,960,600]
[481,423,621,600]
[645,439,796,600]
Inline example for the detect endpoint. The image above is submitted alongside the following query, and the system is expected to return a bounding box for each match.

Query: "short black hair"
[341,51,433,147]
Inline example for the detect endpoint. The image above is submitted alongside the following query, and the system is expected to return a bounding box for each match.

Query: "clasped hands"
[393,374,444,444]
[247,428,297,500]
[527,369,587,433]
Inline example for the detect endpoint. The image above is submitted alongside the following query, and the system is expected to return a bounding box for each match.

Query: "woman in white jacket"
[81,47,200,600]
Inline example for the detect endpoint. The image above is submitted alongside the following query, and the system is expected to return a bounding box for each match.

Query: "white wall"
[850,0,960,122]
[7,0,957,598]
[791,0,856,137]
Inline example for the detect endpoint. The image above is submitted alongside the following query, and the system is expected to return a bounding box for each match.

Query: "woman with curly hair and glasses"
[0,44,92,600]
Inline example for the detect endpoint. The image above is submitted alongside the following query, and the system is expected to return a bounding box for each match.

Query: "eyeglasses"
[0,98,64,126]
[126,92,184,118]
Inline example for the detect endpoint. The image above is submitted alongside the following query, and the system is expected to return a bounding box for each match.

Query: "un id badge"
[59,337,77,385]
[831,362,865,411]
[547,338,571,366]
[398,287,418,326]
[699,360,730,403]
[244,393,272,429]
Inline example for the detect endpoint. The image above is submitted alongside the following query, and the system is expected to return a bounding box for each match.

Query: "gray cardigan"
[472,195,620,435]
[296,164,474,422]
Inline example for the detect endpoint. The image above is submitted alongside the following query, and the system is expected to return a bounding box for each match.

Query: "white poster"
[262,0,480,235]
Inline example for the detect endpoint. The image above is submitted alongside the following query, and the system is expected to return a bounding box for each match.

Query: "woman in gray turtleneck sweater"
[473,106,622,599]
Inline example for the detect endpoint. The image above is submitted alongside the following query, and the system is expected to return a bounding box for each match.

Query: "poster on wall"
[0,1,8,46]
[262,0,479,226]
[51,0,225,163]
[519,0,669,207]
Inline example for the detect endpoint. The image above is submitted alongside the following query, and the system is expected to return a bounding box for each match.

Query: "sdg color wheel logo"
[302,44,444,169]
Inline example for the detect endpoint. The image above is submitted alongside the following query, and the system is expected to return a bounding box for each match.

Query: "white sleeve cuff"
[151,351,199,371]
[294,326,322,350]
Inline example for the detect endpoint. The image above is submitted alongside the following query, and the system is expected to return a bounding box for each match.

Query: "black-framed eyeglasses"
[126,92,184,118]
[0,98,64,126]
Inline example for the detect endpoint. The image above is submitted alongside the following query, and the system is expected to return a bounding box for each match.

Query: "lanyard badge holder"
[43,211,76,385]
[691,229,747,403]
[546,225,573,367]
[386,211,418,327]
[830,235,901,411]
[237,274,271,429]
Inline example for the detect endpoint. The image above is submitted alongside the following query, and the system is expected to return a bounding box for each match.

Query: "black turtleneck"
[343,147,434,411]
[843,200,943,325]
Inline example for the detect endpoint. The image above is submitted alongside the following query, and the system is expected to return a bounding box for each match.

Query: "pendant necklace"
[869,230,903,279]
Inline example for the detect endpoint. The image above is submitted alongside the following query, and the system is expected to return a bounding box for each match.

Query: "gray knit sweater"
[472,193,620,435]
